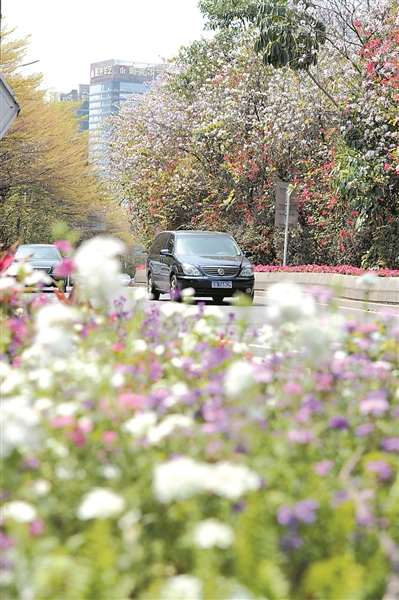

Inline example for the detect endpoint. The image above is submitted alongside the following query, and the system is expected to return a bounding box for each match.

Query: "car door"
[148,233,169,288]
[159,233,175,290]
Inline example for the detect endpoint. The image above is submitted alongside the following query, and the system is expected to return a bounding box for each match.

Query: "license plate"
[211,281,232,289]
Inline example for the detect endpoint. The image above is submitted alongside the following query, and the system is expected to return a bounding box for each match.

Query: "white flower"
[266,283,316,325]
[118,508,141,530]
[73,236,126,303]
[357,272,379,288]
[2,501,37,523]
[100,464,122,479]
[1,396,41,458]
[161,302,185,317]
[160,575,203,600]
[0,276,24,294]
[25,269,52,286]
[131,339,148,353]
[46,437,69,457]
[147,414,194,445]
[25,303,80,363]
[54,402,79,417]
[153,457,262,503]
[207,462,262,500]
[55,465,75,480]
[163,382,190,407]
[153,457,210,503]
[297,313,346,363]
[76,487,126,520]
[122,411,157,437]
[192,518,235,549]
[31,479,51,497]
[224,361,255,398]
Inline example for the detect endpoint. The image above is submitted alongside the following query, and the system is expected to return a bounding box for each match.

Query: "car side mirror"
[243,250,253,258]
[160,249,172,256]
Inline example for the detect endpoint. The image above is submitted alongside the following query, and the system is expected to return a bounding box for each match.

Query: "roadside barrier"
[134,269,399,309]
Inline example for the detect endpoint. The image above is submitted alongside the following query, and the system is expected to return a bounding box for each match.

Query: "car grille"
[201,266,239,277]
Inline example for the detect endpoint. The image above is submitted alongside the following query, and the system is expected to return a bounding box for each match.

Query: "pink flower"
[50,416,75,428]
[366,460,392,480]
[288,429,313,444]
[360,391,389,416]
[54,257,74,277]
[30,519,44,537]
[67,427,86,448]
[102,431,118,444]
[118,392,147,408]
[314,460,333,476]
[53,240,73,253]
[112,343,124,352]
[284,382,303,395]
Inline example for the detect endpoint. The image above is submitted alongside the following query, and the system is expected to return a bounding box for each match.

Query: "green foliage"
[198,0,261,32]
[255,0,327,70]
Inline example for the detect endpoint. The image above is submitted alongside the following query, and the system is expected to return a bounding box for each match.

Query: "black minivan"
[146,230,255,303]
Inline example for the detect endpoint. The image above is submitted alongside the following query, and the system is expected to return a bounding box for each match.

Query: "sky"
[2,0,212,92]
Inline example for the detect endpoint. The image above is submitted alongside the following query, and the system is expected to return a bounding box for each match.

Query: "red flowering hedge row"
[136,264,399,277]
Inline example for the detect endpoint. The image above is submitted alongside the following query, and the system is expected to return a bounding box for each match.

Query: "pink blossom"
[366,460,392,479]
[54,258,74,277]
[30,519,44,537]
[102,431,118,444]
[118,392,147,408]
[360,391,389,416]
[314,460,334,476]
[50,416,75,428]
[284,382,303,395]
[53,240,73,253]
[112,343,124,352]
[288,429,313,444]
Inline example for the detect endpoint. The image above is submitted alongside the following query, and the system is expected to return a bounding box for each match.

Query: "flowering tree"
[333,3,399,268]
[1,237,398,599]
[106,34,346,265]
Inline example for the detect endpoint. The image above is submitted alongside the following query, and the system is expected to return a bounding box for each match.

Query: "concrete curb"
[134,270,399,307]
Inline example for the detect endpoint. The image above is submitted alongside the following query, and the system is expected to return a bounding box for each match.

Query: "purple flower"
[360,390,389,416]
[294,499,319,523]
[313,460,333,476]
[301,395,323,413]
[295,408,311,423]
[355,503,375,527]
[232,500,247,513]
[288,429,314,444]
[354,423,374,436]
[279,534,303,552]
[277,505,296,526]
[0,532,14,549]
[382,438,399,452]
[329,415,349,430]
[331,490,349,508]
[366,460,392,480]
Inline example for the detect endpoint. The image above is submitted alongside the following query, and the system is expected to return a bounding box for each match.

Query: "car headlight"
[240,266,253,277]
[182,263,201,276]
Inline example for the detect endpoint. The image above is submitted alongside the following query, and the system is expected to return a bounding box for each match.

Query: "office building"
[89,59,162,164]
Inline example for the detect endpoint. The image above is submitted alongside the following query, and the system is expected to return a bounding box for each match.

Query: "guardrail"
[134,269,399,308]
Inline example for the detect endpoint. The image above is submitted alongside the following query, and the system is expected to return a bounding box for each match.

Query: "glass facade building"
[88,59,161,167]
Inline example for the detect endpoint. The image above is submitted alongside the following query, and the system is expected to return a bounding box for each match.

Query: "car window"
[15,246,61,260]
[150,233,170,254]
[176,235,241,256]
[166,234,175,254]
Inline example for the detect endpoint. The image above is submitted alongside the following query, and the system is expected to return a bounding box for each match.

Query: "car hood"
[17,258,61,269]
[177,254,249,268]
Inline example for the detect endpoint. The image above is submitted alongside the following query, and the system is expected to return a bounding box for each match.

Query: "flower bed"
[1,237,398,600]
[136,263,399,277]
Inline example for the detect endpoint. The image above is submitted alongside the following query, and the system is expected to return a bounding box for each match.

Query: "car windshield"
[15,246,60,260]
[176,235,241,256]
